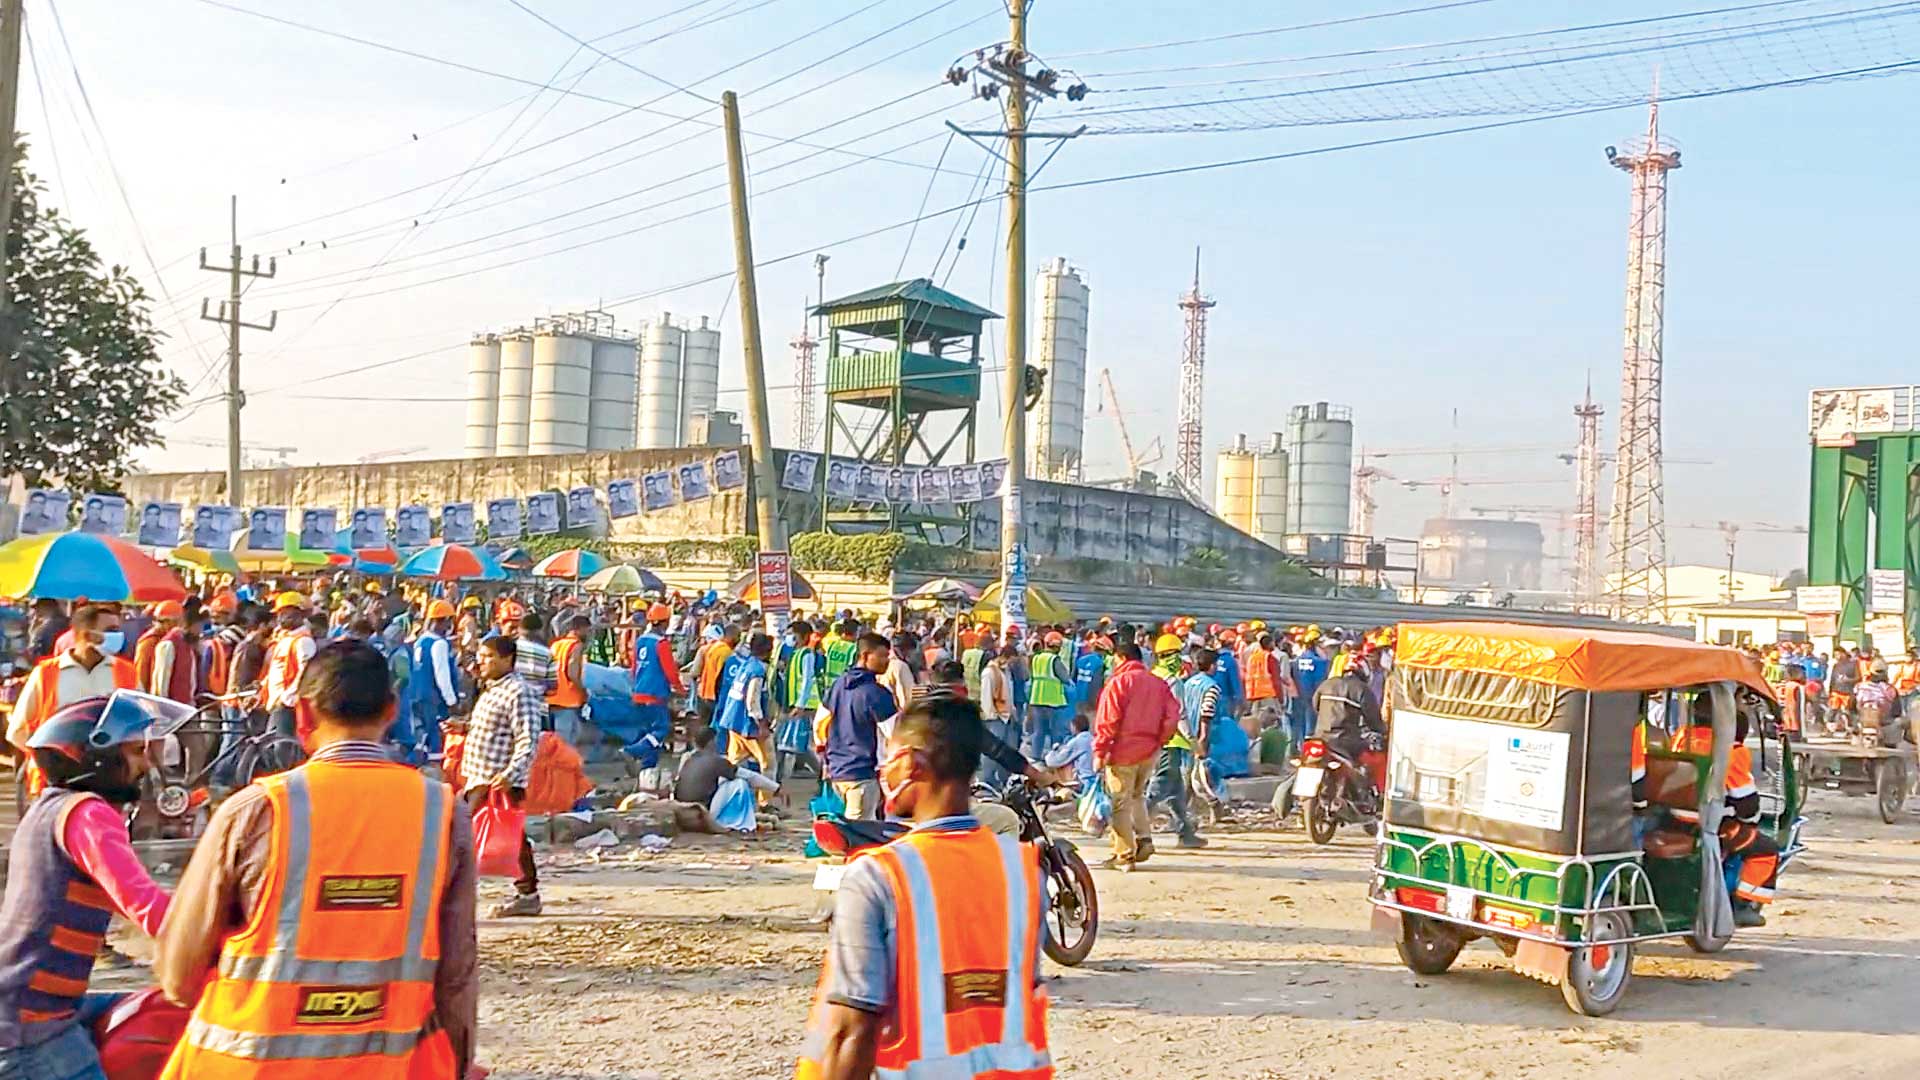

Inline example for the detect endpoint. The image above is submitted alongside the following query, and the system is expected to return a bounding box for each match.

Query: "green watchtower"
[813,278,996,539]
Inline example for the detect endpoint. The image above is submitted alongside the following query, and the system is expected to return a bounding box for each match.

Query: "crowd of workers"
[1,571,1846,1079]
[1757,638,1920,738]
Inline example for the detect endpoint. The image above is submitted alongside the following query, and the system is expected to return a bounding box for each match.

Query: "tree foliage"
[1,143,184,490]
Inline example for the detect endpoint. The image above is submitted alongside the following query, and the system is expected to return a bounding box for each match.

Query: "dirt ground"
[459,787,1920,1080]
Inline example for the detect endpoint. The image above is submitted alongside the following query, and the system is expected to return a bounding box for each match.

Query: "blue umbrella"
[398,543,507,582]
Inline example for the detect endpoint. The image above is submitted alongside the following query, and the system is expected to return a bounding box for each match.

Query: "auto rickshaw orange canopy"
[1396,620,1774,698]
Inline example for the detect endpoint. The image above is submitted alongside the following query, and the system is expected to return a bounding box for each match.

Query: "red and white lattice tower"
[1605,92,1679,622]
[1174,247,1214,494]
[1573,377,1605,610]
[791,325,818,451]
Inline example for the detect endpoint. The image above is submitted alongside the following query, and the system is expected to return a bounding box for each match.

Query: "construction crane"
[170,435,300,468]
[1350,463,1394,537]
[1673,520,1808,603]
[1095,368,1163,483]
[356,445,430,464]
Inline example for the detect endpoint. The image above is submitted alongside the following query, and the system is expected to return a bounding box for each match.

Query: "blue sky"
[24,0,1920,573]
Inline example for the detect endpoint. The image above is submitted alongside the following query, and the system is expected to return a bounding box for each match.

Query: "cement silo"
[1032,257,1089,480]
[679,316,721,441]
[494,330,534,457]
[530,329,593,455]
[588,334,638,451]
[1286,401,1353,538]
[1214,432,1288,546]
[636,315,683,449]
[465,334,500,459]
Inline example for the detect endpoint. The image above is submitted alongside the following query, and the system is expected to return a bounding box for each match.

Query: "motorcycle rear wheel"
[1041,845,1100,967]
[1302,796,1338,844]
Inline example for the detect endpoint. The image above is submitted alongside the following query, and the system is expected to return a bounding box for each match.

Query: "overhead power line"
[1050,0,1499,59]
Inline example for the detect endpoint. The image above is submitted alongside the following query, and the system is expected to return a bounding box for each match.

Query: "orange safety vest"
[259,629,312,711]
[795,825,1051,1080]
[1665,724,1758,824]
[20,655,137,797]
[548,637,586,709]
[1242,646,1276,701]
[697,643,734,701]
[1892,659,1920,695]
[160,760,456,1080]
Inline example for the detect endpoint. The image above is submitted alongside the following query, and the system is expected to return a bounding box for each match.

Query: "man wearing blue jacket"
[820,634,898,820]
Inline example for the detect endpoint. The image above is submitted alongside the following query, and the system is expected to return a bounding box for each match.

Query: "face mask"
[878,745,919,817]
[97,631,126,656]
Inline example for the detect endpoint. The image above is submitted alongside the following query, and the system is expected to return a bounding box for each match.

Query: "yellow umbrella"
[169,545,243,576]
[971,582,1074,625]
[227,529,332,573]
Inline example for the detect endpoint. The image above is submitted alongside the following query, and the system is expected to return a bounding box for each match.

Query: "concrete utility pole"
[199,196,276,507]
[0,0,24,325]
[720,91,782,551]
[999,0,1031,633]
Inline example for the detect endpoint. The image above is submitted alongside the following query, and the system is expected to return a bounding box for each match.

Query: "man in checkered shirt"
[461,635,544,917]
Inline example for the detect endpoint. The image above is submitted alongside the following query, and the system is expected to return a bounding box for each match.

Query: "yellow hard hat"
[425,599,456,621]
[1153,633,1183,655]
[364,581,384,596]
[460,595,483,609]
[272,591,306,612]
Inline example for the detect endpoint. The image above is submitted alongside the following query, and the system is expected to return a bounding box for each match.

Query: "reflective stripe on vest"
[165,764,449,1079]
[1027,653,1065,708]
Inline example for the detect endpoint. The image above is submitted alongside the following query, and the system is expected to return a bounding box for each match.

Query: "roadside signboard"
[757,551,792,633]
[1869,568,1905,614]
[1796,585,1844,613]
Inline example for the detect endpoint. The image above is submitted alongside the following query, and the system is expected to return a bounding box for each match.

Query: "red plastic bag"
[93,988,191,1080]
[472,791,526,878]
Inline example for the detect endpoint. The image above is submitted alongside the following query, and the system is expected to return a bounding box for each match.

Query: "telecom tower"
[791,324,818,450]
[1604,94,1679,621]
[1174,247,1214,494]
[1573,378,1605,609]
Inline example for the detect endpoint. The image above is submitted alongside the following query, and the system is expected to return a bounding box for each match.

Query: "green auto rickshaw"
[1368,621,1806,1015]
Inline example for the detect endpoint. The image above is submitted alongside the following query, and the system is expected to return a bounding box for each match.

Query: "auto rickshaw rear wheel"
[1561,911,1634,1016]
[1875,758,1905,824]
[1396,914,1464,975]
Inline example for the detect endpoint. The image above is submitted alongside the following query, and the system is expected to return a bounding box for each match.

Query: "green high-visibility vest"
[1029,650,1067,708]
[962,647,986,700]
[824,635,857,681]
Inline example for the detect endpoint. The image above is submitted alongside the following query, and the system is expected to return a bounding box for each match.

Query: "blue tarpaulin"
[582,663,649,745]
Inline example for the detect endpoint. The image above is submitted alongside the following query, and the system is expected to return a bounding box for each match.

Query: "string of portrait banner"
[13,450,1011,555]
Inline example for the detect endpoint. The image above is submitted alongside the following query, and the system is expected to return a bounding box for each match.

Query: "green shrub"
[789,532,907,581]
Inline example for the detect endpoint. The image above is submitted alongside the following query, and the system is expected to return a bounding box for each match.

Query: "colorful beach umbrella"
[495,546,534,571]
[531,548,608,580]
[0,531,187,602]
[332,527,399,566]
[582,564,666,596]
[168,545,244,577]
[726,567,816,603]
[898,577,982,604]
[227,529,332,573]
[399,543,507,582]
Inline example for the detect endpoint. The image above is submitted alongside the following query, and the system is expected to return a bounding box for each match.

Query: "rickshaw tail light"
[1394,886,1446,914]
[1477,902,1539,932]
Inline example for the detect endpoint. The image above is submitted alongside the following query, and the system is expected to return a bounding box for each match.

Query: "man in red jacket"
[1093,640,1181,872]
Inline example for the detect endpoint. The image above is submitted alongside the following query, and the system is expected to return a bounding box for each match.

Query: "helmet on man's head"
[1153,633,1183,656]
[29,691,196,804]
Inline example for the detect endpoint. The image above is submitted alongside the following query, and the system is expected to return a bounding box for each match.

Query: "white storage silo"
[494,331,534,457]
[465,334,500,459]
[636,315,683,449]
[679,316,721,442]
[588,335,638,451]
[1286,402,1354,538]
[1214,433,1288,547]
[530,330,593,455]
[1032,257,1089,480]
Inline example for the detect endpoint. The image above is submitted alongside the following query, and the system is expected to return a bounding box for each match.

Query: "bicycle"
[136,689,306,837]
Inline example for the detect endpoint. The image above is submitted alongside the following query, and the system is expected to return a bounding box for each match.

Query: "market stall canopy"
[727,567,815,603]
[971,582,1074,625]
[583,564,666,596]
[532,549,609,580]
[1396,621,1774,697]
[227,530,332,573]
[898,577,982,604]
[399,544,507,582]
[0,532,187,603]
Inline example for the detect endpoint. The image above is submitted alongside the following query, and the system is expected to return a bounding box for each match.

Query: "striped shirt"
[514,635,556,699]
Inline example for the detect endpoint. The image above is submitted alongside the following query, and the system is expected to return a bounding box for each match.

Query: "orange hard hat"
[152,600,185,619]
[646,602,671,622]
[207,592,238,615]
[1044,631,1064,646]
[425,599,456,621]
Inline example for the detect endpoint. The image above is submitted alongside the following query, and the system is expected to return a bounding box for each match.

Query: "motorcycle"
[1290,734,1382,845]
[810,777,1100,966]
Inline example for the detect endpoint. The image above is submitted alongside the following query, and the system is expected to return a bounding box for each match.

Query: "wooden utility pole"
[0,0,25,325]
[720,91,782,551]
[199,196,276,506]
[997,0,1031,634]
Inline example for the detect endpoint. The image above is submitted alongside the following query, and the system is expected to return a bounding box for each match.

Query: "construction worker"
[548,613,591,747]
[0,691,184,1078]
[407,599,461,764]
[134,600,197,706]
[1024,631,1071,759]
[961,630,989,703]
[6,604,137,798]
[261,592,317,741]
[1072,634,1111,717]
[822,617,860,683]
[1213,626,1244,723]
[794,694,1051,1079]
[1160,647,1219,850]
[689,624,741,727]
[628,602,685,767]
[1666,694,1780,928]
[716,632,776,795]
[156,640,477,1078]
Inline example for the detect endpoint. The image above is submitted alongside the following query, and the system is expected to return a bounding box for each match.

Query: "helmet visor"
[92,691,197,749]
